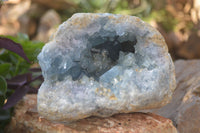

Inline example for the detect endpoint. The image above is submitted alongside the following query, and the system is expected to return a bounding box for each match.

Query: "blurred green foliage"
[0,33,44,132]
[60,0,186,33]
[61,0,152,21]
[143,10,179,32]
[77,0,151,16]
[0,33,44,78]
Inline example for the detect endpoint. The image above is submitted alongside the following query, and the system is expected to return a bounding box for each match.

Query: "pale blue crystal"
[37,13,176,122]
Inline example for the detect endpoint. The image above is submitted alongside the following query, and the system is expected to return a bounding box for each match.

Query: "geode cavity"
[37,13,176,122]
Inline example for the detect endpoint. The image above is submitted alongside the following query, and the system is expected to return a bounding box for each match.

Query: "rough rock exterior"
[143,60,200,133]
[37,13,176,122]
[5,95,178,133]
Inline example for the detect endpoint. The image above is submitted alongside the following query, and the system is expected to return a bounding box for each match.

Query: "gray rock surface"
[37,13,176,122]
[143,60,200,133]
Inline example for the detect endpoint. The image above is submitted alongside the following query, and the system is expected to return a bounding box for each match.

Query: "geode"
[37,13,176,122]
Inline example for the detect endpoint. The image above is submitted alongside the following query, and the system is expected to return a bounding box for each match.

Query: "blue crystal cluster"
[37,13,176,122]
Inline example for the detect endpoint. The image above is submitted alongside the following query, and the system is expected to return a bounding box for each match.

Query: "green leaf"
[0,108,11,131]
[3,33,44,63]
[0,109,10,121]
[0,63,11,76]
[0,76,7,95]
[0,94,5,107]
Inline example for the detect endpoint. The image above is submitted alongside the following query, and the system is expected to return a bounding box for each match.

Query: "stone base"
[143,60,200,133]
[5,95,177,133]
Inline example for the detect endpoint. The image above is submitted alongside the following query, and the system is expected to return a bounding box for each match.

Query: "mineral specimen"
[37,13,176,122]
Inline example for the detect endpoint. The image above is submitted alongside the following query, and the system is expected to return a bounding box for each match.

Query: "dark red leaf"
[30,75,43,82]
[29,68,41,72]
[27,75,43,94]
[3,73,43,109]
[28,75,43,94]
[3,85,31,109]
[0,37,31,63]
[28,87,39,94]
[7,73,32,89]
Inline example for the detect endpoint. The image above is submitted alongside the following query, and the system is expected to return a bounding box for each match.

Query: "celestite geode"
[37,13,176,122]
